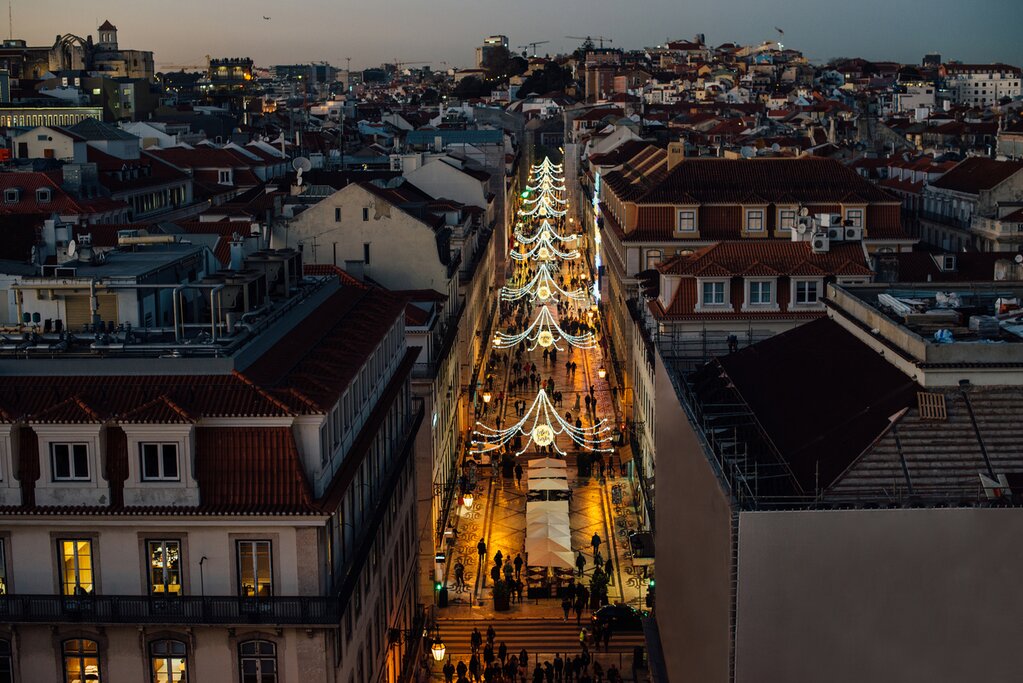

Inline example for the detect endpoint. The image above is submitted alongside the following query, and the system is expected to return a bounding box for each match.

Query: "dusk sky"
[11,0,1022,70]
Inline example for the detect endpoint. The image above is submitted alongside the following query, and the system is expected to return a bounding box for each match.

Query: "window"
[795,280,819,304]
[237,540,272,597]
[745,209,764,231]
[749,281,773,305]
[52,443,90,481]
[778,209,796,231]
[701,281,725,306]
[645,249,662,269]
[845,208,863,228]
[676,209,696,232]
[150,639,187,683]
[362,207,369,221]
[148,540,182,594]
[0,539,6,595]
[59,539,94,595]
[218,170,232,185]
[140,443,179,481]
[0,639,10,683]
[239,640,278,683]
[363,243,371,264]
[63,639,100,683]
[335,207,342,222]
[3,189,18,204]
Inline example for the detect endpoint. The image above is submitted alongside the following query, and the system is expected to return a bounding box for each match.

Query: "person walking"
[574,598,584,625]
[513,553,523,579]
[499,642,508,665]
[471,628,482,655]
[494,550,503,568]
[444,658,456,683]
[553,654,564,683]
[532,664,543,683]
[604,558,613,586]
[590,533,601,557]
[457,659,468,681]
[515,463,523,487]
[602,627,612,652]
[561,596,572,620]
[478,539,487,565]
[486,625,496,647]
[520,648,529,670]
[470,654,481,683]
[503,562,514,582]
[575,552,586,577]
[578,627,587,648]
[455,561,465,590]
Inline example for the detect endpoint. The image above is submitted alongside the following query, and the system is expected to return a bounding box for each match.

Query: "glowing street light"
[597,367,608,380]
[463,492,474,509]
[482,391,492,404]
[432,637,446,661]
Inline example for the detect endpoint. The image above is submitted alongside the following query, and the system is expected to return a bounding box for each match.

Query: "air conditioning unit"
[817,213,837,228]
[811,232,830,253]
[844,226,863,241]
[827,225,844,241]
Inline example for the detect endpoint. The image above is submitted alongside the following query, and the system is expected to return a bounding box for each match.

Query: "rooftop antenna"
[8,1,12,41]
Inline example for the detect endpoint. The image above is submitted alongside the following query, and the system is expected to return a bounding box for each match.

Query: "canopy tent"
[526,521,571,539]
[524,548,574,569]
[528,457,567,469]
[527,467,569,480]
[528,478,569,492]
[526,500,570,515]
[525,535,572,554]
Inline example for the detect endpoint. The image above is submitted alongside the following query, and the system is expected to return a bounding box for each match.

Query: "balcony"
[919,210,972,232]
[0,594,340,626]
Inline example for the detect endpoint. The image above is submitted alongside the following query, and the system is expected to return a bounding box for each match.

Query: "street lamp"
[431,632,446,661]
[597,367,607,380]
[482,391,492,404]
[463,492,474,509]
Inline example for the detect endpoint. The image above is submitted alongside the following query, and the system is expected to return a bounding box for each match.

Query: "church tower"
[97,20,118,50]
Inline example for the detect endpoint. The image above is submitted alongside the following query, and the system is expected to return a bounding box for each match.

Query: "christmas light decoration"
[493,305,597,350]
[500,262,588,303]
[510,232,580,261]
[515,219,578,245]
[471,389,613,456]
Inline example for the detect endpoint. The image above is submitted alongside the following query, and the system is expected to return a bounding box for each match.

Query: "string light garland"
[515,219,578,245]
[493,305,597,350]
[510,232,580,261]
[500,262,588,303]
[471,389,613,456]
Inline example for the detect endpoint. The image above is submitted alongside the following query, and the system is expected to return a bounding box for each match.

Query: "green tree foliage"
[453,76,490,99]
[517,62,573,98]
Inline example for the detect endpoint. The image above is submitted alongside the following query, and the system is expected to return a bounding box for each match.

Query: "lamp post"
[597,367,607,380]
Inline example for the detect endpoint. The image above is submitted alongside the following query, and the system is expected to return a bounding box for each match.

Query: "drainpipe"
[209,285,223,341]
[172,286,184,342]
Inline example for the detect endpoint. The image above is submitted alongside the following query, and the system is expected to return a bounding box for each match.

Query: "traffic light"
[648,578,655,588]
[521,190,530,198]
[434,581,443,591]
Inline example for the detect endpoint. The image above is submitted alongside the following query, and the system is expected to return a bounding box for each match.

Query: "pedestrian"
[591,533,601,556]
[520,648,529,669]
[554,654,564,683]
[514,553,523,579]
[470,654,481,683]
[602,627,611,651]
[544,661,554,683]
[532,664,543,683]
[457,660,468,681]
[499,642,508,664]
[503,562,513,582]
[445,658,456,683]
[471,628,482,654]
[592,661,603,683]
[487,625,496,646]
[455,561,465,589]
[484,643,494,667]
[491,564,501,584]
[604,558,613,585]
[575,552,586,577]
[561,596,572,620]
[515,464,523,487]
[574,599,584,625]
[578,627,587,648]
[515,578,524,603]
[478,539,487,564]
[494,550,503,567]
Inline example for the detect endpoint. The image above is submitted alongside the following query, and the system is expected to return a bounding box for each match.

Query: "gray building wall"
[735,508,1023,683]
[653,354,732,682]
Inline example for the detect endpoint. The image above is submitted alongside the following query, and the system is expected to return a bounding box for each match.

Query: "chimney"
[667,141,685,171]
[230,233,245,270]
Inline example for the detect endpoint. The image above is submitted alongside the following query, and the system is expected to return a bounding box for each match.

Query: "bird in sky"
[263,16,271,20]
[775,27,784,35]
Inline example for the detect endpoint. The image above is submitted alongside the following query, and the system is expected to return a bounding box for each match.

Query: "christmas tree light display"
[471,389,613,456]
[492,305,597,350]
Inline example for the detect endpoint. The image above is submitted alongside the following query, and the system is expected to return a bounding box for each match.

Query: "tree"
[454,76,490,99]
[517,63,573,98]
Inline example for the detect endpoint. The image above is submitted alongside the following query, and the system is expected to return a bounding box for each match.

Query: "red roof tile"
[930,157,1023,195]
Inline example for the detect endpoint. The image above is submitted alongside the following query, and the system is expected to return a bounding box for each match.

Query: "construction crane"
[157,55,211,72]
[517,40,549,58]
[391,59,429,72]
[566,35,613,49]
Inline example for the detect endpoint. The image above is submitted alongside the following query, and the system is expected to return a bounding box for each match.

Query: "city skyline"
[8,0,1022,70]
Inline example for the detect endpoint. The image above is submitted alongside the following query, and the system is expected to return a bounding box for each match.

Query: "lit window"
[148,540,182,594]
[59,539,94,595]
[237,540,272,597]
[795,280,819,304]
[140,443,179,481]
[676,210,696,232]
[52,443,90,481]
[749,281,773,305]
[0,540,7,595]
[239,640,278,683]
[701,281,725,306]
[845,208,863,228]
[149,639,187,683]
[745,209,764,231]
[63,639,101,683]
[778,209,795,230]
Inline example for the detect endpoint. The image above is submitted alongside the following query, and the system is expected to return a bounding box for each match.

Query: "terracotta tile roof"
[0,172,126,217]
[194,427,315,513]
[303,263,366,287]
[930,158,1023,195]
[889,251,1013,283]
[28,396,101,424]
[119,395,195,424]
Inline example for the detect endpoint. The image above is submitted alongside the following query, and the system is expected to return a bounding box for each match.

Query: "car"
[591,604,645,632]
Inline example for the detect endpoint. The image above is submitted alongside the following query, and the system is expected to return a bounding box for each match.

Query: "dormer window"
[845,208,864,228]
[942,255,957,271]
[676,209,697,233]
[777,208,796,231]
[3,189,19,204]
[218,169,233,185]
[36,187,51,204]
[51,443,90,481]
[745,209,764,232]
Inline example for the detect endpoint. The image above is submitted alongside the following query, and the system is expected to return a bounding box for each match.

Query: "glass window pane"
[73,445,89,478]
[143,445,159,479]
[162,445,178,479]
[61,540,93,595]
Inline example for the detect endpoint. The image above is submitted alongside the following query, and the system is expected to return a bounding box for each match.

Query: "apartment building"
[0,242,424,683]
[940,62,1022,107]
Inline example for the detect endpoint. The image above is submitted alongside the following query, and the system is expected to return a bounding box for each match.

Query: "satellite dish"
[796,223,808,234]
[740,146,756,159]
[798,206,810,217]
[67,239,77,258]
[292,156,312,173]
[1015,253,1023,264]
[771,143,781,152]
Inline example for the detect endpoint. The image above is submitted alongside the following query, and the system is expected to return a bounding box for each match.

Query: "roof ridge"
[230,371,295,415]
